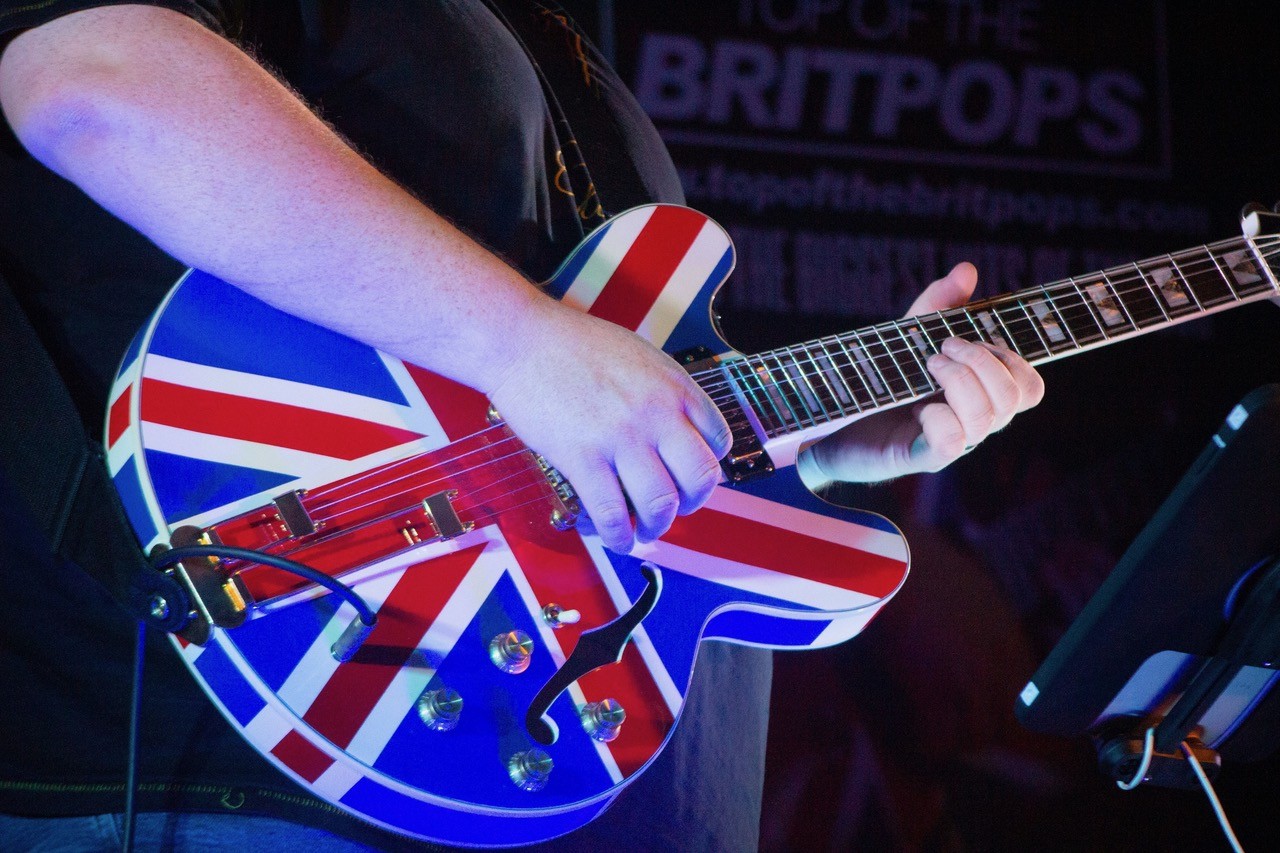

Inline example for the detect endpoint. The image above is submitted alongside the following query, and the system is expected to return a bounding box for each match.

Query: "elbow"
[2,64,131,171]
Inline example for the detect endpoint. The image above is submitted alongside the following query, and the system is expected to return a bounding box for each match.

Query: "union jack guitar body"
[105,205,911,846]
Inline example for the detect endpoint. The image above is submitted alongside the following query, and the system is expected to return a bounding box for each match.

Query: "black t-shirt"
[0,2,770,850]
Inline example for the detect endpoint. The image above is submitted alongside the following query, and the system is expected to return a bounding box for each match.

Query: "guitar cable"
[118,547,377,853]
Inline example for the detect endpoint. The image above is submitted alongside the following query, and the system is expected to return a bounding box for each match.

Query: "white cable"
[1180,741,1245,853]
[1116,726,1155,790]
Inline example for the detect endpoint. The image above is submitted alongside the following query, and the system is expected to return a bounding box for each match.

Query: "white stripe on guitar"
[345,542,509,767]
[143,354,445,438]
[558,206,656,313]
[634,538,882,613]
[700,486,909,564]
[634,220,731,348]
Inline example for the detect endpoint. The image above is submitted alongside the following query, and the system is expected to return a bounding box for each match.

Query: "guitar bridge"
[535,454,581,530]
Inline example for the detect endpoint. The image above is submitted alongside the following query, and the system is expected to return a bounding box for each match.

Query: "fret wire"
[850,331,899,403]
[935,310,958,339]
[801,341,851,418]
[832,335,881,408]
[988,306,1022,354]
[740,356,789,433]
[958,308,988,343]
[1205,248,1241,300]
[1132,262,1172,322]
[768,351,818,428]
[1037,283,1081,349]
[1098,270,1140,330]
[889,319,938,393]
[1015,298,1052,355]
[1245,236,1280,294]
[870,326,913,394]
[1165,254,1206,311]
[817,337,866,414]
[787,343,835,423]
[1067,275,1112,340]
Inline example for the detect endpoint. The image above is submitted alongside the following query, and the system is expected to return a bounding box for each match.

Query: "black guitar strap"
[0,273,188,632]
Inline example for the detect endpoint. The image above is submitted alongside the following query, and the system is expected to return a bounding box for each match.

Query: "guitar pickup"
[423,490,473,540]
[273,490,318,537]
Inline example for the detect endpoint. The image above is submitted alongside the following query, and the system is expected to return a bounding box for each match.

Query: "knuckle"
[643,490,680,522]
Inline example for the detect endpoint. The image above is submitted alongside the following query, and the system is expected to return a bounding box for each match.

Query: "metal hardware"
[507,749,553,792]
[272,489,317,536]
[416,687,464,732]
[422,490,473,540]
[155,526,256,646]
[487,405,504,425]
[535,455,580,530]
[489,630,534,674]
[149,595,171,622]
[330,616,375,662]
[579,698,626,742]
[541,603,581,629]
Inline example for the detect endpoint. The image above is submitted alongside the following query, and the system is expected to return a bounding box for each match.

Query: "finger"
[658,429,723,515]
[909,401,967,471]
[905,262,978,316]
[979,343,1046,412]
[925,353,995,445]
[683,388,733,460]
[614,446,681,544]
[564,454,635,554]
[936,337,1022,432]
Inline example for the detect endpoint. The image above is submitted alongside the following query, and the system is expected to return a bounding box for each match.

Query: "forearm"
[0,4,542,392]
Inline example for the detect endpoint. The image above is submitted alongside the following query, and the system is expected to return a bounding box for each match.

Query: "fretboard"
[712,234,1280,440]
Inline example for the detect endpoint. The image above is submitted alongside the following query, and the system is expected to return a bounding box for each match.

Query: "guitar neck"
[712,233,1280,445]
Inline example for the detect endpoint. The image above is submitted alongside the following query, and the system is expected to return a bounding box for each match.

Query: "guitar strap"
[0,274,189,633]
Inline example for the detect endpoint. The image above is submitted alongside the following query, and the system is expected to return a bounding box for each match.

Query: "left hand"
[799,262,1044,485]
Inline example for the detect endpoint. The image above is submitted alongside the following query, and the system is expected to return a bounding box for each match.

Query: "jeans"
[0,812,377,852]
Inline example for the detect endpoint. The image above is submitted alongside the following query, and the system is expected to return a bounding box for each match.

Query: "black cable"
[121,619,145,853]
[151,545,377,627]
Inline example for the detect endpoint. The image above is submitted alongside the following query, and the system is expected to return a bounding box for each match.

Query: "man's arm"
[0,4,731,553]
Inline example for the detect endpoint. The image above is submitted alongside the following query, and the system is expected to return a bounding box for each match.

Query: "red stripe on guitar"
[301,545,485,748]
[139,378,422,460]
[587,206,707,332]
[503,520,673,778]
[107,384,132,448]
[661,507,906,600]
[403,364,491,442]
[271,729,334,783]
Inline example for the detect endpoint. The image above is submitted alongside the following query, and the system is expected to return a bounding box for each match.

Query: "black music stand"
[1016,385,1280,787]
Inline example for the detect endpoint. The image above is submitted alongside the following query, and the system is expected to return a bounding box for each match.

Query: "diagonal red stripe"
[402,363,490,442]
[300,545,485,748]
[271,728,334,783]
[661,507,907,600]
[587,206,707,332]
[140,378,423,460]
[503,520,674,777]
[108,384,132,448]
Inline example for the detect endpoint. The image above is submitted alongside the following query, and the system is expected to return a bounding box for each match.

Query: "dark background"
[563,2,1279,850]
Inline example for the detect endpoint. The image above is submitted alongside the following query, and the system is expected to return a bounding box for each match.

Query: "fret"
[972,308,1009,348]
[870,326,914,397]
[1100,268,1163,329]
[1158,255,1205,313]
[992,300,1045,359]
[919,312,954,354]
[766,351,819,428]
[1220,242,1274,297]
[831,335,881,410]
[847,331,901,402]
[958,308,989,344]
[1065,276,1113,341]
[744,356,796,432]
[887,320,938,395]
[1170,248,1232,307]
[1077,274,1136,333]
[1131,262,1172,323]
[727,358,786,435]
[808,339,860,414]
[1027,287,1077,353]
[790,344,844,420]
[1205,250,1240,301]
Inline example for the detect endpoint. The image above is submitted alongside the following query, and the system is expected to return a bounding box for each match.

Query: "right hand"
[487,298,732,554]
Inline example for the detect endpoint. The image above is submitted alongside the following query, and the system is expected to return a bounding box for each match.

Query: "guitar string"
[211,238,1280,548]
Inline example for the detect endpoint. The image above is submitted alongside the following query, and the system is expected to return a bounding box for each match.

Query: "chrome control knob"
[489,630,534,674]
[579,698,626,743]
[507,749,553,792]
[416,687,463,732]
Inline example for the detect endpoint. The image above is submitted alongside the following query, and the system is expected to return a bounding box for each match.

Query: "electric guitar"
[105,203,1280,846]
